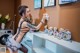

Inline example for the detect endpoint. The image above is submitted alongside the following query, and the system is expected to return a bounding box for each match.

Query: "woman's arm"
[25,21,44,30]
[23,13,49,31]
[36,14,48,30]
[27,18,47,30]
[35,21,44,30]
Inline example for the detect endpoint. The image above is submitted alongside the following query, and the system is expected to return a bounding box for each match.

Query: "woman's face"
[25,8,31,17]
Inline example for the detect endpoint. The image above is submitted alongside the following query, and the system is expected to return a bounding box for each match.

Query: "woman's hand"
[20,27,30,33]
[35,13,49,30]
[41,13,49,25]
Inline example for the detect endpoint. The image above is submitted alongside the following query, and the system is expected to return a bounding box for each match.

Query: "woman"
[6,5,48,53]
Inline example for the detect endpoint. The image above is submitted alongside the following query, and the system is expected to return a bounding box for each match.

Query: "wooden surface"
[6,50,10,53]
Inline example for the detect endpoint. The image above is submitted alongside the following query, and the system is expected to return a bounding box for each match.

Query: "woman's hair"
[18,5,28,16]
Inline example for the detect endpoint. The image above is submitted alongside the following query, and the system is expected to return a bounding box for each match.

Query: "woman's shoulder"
[22,21,27,24]
[21,21,28,27]
[18,19,27,27]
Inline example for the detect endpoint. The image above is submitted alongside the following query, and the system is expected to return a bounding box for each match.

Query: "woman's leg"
[7,47,18,53]
[19,44,28,53]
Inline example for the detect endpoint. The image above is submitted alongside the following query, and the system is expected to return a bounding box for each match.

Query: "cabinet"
[0,29,13,37]
[21,32,80,53]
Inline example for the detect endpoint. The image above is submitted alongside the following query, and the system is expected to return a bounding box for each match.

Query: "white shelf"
[33,47,54,53]
[32,32,80,53]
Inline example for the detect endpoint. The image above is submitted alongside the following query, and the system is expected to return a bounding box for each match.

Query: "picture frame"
[34,0,42,9]
[59,0,77,5]
[44,0,56,7]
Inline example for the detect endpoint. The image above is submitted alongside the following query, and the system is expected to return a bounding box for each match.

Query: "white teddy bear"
[58,28,71,41]
[58,28,65,39]
[53,27,59,37]
[63,29,71,41]
[43,13,49,21]
[41,13,49,24]
[48,27,54,35]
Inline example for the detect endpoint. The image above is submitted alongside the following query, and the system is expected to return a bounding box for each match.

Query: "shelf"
[21,32,80,53]
[32,32,80,53]
[24,40,32,48]
[33,47,54,53]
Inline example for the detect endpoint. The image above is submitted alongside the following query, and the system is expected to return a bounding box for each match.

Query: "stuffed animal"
[43,13,49,21]
[63,29,71,41]
[41,13,49,25]
[48,27,54,35]
[53,27,58,37]
[44,25,49,34]
[58,28,71,41]
[58,28,65,39]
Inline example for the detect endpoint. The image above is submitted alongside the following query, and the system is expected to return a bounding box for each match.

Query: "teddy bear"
[62,29,71,41]
[53,27,59,37]
[48,27,54,35]
[58,28,65,39]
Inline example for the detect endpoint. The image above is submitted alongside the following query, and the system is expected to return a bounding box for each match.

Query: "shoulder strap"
[14,21,24,40]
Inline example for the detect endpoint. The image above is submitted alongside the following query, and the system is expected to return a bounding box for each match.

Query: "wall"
[0,0,14,28]
[46,1,80,42]
[14,0,21,33]
[21,0,40,19]
[17,0,80,42]
[45,0,60,27]
[59,2,80,42]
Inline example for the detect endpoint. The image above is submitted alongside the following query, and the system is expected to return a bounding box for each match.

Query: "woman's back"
[13,18,29,43]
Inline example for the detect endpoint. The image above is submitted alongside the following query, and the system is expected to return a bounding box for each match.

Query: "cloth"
[6,35,22,51]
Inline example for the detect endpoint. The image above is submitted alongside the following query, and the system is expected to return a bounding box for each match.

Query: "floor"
[0,44,6,53]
